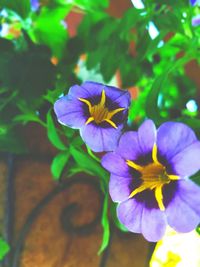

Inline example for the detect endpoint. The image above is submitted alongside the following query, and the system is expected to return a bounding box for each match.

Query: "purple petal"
[117,198,143,233]
[116,131,142,160]
[68,84,92,99]
[138,119,156,155]
[101,152,130,176]
[82,81,131,108]
[166,189,200,232]
[190,0,198,6]
[116,120,156,160]
[141,208,166,242]
[80,123,122,152]
[109,174,133,202]
[31,0,39,10]
[190,0,195,5]
[54,95,86,128]
[177,179,200,215]
[192,15,200,27]
[157,122,197,161]
[170,141,200,177]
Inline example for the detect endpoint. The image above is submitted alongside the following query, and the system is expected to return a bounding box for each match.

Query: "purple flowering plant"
[54,81,131,152]
[1,0,200,263]
[102,120,200,241]
[54,81,200,243]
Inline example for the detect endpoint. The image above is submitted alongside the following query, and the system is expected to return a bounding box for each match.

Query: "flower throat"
[78,90,125,128]
[126,145,179,211]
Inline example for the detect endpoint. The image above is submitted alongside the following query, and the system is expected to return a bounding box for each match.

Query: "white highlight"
[183,12,187,18]
[186,99,198,112]
[147,21,159,39]
[0,23,9,37]
[131,0,144,9]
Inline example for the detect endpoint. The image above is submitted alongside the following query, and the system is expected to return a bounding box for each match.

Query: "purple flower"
[31,0,40,11]
[190,0,200,6]
[54,81,131,152]
[102,120,200,241]
[192,14,200,26]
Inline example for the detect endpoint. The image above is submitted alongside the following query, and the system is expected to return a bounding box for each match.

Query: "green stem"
[86,146,101,163]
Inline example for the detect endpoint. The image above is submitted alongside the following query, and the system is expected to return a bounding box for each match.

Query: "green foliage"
[70,145,109,191]
[98,192,110,254]
[73,0,109,11]
[51,151,70,180]
[1,0,200,251]
[0,0,31,18]
[196,224,200,235]
[145,74,168,125]
[30,5,70,58]
[47,110,66,150]
[0,38,56,104]
[0,238,10,261]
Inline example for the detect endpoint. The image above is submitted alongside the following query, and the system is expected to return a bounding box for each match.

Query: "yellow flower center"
[126,144,179,211]
[78,90,125,128]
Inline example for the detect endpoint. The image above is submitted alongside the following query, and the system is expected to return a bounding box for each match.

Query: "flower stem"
[86,146,101,163]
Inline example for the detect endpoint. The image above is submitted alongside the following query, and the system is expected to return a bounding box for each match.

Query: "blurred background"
[0,0,200,266]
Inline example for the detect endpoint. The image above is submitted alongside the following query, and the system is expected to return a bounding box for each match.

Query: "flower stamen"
[85,117,94,125]
[78,90,125,128]
[126,144,179,211]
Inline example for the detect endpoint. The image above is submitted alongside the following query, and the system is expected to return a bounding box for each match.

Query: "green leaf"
[0,238,10,261]
[74,0,109,11]
[145,74,167,124]
[100,41,128,82]
[98,192,110,254]
[47,110,66,150]
[119,8,142,38]
[70,145,109,191]
[146,54,193,125]
[51,151,70,180]
[13,113,42,125]
[154,11,184,34]
[30,6,71,58]
[0,0,31,18]
[190,171,200,186]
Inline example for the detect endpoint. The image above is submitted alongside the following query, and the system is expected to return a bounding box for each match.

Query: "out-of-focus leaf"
[196,225,200,235]
[98,192,110,254]
[136,30,151,57]
[74,0,109,11]
[154,11,184,34]
[119,8,143,39]
[0,0,31,18]
[30,6,71,58]
[145,74,167,124]
[0,128,27,153]
[0,91,17,112]
[0,238,10,261]
[13,113,42,124]
[100,41,128,82]
[146,53,193,124]
[51,151,70,180]
[47,110,66,150]
[0,41,56,103]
